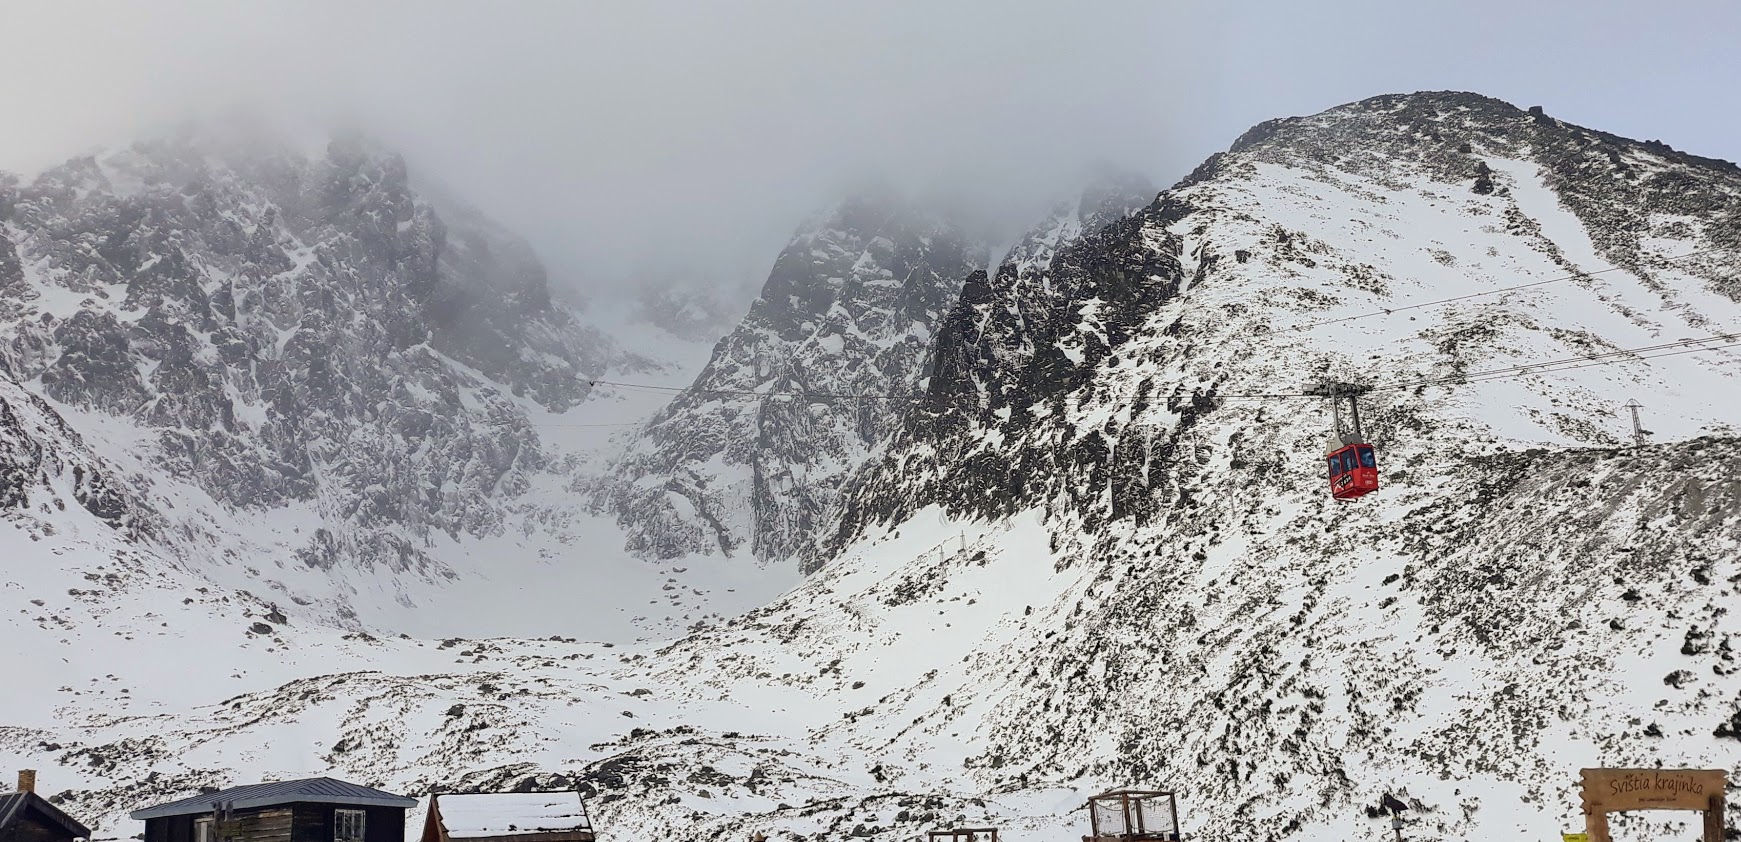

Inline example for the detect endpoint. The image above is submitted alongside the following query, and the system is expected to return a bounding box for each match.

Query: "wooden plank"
[218,807,294,842]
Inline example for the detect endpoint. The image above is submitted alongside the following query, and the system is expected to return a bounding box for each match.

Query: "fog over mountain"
[4,1,1736,308]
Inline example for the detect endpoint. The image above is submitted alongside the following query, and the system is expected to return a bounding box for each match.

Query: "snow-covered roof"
[436,793,591,838]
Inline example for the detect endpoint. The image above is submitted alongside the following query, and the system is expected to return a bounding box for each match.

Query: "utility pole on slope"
[1624,399,1648,447]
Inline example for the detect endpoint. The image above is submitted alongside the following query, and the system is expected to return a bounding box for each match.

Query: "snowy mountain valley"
[3,92,1740,842]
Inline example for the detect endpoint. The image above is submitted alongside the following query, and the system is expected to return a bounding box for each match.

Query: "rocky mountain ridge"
[801,89,1741,837]
[0,129,684,627]
[0,371,145,535]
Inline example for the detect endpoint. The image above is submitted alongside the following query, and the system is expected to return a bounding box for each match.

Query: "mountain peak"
[1224,89,1738,174]
[600,192,987,564]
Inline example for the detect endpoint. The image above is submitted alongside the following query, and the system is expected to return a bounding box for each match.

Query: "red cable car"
[1327,441,1378,499]
[1320,383,1379,500]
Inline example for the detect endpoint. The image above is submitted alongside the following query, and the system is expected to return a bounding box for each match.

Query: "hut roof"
[0,792,93,839]
[435,793,591,838]
[131,778,415,820]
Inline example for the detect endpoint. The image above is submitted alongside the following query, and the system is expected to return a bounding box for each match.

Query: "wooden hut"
[1,770,91,842]
[131,778,415,842]
[419,793,593,842]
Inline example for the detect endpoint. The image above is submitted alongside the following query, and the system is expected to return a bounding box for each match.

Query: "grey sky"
[3,0,1736,304]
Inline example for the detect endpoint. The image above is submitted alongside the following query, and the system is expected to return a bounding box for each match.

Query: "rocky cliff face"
[0,130,630,612]
[600,192,988,563]
[0,370,147,536]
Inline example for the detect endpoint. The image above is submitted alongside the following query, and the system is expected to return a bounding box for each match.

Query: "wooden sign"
[1578,768,1728,842]
[1581,768,1724,811]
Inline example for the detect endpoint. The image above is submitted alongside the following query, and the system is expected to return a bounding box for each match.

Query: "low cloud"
[3,1,1733,306]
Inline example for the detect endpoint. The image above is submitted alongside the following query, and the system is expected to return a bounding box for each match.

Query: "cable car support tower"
[1309,381,1372,448]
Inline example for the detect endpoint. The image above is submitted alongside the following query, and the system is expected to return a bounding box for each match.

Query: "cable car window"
[1358,447,1375,468]
[1327,457,1339,478]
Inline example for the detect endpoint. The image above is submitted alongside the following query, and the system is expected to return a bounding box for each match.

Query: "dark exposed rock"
[0,373,147,532]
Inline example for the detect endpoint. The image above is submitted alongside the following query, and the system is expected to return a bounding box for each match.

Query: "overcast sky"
[3,0,1736,304]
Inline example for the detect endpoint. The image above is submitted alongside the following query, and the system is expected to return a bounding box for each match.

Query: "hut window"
[195,818,213,842]
[334,810,366,842]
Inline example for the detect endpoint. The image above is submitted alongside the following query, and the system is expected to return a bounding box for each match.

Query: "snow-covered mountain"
[0,128,771,636]
[5,91,1741,842]
[812,90,1741,838]
[598,191,989,564]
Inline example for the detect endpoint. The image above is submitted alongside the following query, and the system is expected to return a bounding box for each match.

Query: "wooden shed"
[1,771,91,842]
[130,778,415,842]
[419,793,593,842]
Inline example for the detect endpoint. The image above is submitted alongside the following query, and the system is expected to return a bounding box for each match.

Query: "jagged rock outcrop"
[601,191,988,562]
[0,129,616,585]
[0,373,148,535]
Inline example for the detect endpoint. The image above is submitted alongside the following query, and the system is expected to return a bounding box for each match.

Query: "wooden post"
[1585,805,1609,842]
[1706,792,1725,842]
